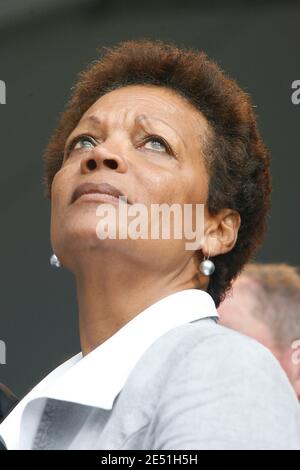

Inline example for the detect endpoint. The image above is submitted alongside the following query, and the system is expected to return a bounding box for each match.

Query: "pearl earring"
[50,253,61,268]
[199,253,215,276]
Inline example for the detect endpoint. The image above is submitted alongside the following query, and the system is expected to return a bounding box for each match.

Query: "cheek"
[136,164,194,206]
[50,169,78,253]
[142,165,208,206]
[51,167,71,208]
[50,170,71,235]
[184,161,209,205]
[144,173,176,204]
[50,175,62,245]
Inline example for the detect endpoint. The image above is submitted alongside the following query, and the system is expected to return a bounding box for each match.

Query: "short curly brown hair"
[42,39,271,307]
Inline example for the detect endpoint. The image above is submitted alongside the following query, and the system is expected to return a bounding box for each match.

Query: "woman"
[0,39,300,450]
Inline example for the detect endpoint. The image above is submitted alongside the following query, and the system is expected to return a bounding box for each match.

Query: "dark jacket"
[0,383,18,423]
[0,383,18,449]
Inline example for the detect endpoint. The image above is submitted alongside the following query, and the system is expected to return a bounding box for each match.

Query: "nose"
[80,143,128,174]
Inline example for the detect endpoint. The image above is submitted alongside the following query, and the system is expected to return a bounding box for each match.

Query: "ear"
[293,376,300,401]
[280,346,300,402]
[290,354,300,401]
[202,208,241,257]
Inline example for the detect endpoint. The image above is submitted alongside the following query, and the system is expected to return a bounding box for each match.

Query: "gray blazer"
[20,318,300,450]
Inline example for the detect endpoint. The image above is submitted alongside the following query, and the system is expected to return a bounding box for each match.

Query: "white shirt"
[0,288,218,449]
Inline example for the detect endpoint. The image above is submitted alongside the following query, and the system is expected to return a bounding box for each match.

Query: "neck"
[73,251,200,356]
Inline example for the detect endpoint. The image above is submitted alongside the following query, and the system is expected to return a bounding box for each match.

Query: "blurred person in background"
[218,263,300,400]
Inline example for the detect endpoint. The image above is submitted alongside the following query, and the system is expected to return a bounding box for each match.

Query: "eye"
[65,135,96,157]
[143,136,170,153]
[74,136,95,149]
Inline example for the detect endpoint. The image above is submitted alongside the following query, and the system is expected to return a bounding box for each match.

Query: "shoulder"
[134,319,300,449]
[129,317,296,401]
[150,319,296,399]
[117,319,300,449]
[140,317,283,375]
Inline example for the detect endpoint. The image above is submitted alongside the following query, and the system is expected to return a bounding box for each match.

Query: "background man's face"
[218,278,275,351]
[218,277,300,400]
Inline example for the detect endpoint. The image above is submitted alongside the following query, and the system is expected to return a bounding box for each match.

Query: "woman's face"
[50,84,213,274]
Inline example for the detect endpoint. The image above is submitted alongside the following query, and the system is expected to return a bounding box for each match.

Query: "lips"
[71,182,129,204]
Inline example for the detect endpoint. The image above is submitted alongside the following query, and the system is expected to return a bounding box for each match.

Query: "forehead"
[77,84,208,135]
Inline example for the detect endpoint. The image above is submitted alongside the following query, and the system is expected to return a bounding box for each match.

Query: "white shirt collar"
[0,288,218,449]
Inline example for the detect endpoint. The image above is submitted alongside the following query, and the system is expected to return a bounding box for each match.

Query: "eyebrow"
[78,113,187,150]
